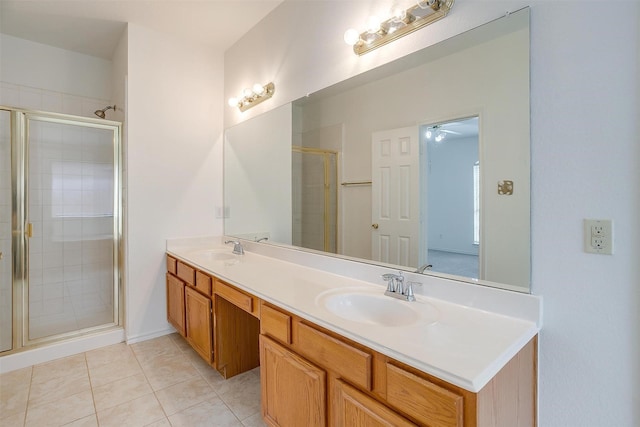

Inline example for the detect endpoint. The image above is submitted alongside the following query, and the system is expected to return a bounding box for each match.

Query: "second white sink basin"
[316,287,439,327]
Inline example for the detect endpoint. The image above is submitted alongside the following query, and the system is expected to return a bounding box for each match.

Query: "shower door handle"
[25,223,33,238]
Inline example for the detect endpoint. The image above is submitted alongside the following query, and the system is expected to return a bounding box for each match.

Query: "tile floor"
[0,334,265,427]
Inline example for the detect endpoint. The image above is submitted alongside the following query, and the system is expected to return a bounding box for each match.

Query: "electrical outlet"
[584,219,613,255]
[591,237,604,249]
[591,225,604,237]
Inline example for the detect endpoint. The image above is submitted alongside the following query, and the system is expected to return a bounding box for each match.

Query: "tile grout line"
[133,337,173,426]
[22,366,35,427]
[84,351,99,427]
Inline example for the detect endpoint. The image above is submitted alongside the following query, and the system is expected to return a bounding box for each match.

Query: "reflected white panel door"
[371,127,419,267]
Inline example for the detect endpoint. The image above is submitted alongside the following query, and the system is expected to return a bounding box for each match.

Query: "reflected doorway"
[421,116,479,278]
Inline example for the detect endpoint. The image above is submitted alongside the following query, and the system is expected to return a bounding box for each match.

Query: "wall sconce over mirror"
[344,0,455,55]
[228,82,275,112]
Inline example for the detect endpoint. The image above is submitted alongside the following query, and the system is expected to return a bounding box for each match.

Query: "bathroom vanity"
[166,238,540,427]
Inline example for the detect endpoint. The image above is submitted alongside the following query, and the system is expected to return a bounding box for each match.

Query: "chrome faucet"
[381,271,416,302]
[415,264,433,274]
[256,237,269,243]
[224,240,244,255]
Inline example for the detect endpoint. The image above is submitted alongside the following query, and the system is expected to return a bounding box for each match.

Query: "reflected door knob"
[371,223,379,229]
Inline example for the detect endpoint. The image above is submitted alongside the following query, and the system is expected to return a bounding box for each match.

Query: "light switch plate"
[584,219,613,255]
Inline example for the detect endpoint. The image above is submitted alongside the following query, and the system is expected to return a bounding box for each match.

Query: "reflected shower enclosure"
[0,107,122,353]
[292,147,337,253]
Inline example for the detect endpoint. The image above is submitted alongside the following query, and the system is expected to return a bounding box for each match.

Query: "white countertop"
[167,237,540,392]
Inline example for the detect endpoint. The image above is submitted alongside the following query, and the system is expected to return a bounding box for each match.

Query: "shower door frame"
[3,106,123,352]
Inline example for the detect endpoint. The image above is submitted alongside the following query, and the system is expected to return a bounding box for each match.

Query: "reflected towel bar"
[341,181,372,186]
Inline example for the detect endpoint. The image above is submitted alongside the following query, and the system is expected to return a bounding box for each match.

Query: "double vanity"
[166,237,540,427]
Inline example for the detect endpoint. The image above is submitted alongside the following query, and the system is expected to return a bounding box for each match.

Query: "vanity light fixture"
[344,0,455,56]
[228,82,275,112]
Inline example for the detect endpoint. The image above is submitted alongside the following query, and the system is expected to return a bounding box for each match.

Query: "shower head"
[94,105,116,119]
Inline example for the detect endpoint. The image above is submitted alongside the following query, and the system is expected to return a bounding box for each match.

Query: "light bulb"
[435,134,443,142]
[344,28,360,46]
[228,97,238,107]
[252,83,265,95]
[367,16,381,33]
[391,8,406,21]
[243,88,253,98]
[426,130,432,139]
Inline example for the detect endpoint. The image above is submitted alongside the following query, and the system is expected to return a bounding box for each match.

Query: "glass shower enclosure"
[0,107,122,353]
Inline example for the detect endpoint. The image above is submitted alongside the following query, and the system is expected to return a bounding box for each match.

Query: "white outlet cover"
[584,219,613,255]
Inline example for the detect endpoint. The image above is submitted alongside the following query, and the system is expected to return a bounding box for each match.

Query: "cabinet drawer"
[386,363,463,427]
[176,261,195,285]
[333,379,416,427]
[215,280,259,317]
[261,303,292,344]
[166,255,177,275]
[195,271,212,296]
[296,322,372,390]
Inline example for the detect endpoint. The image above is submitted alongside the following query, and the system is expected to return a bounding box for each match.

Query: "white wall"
[0,34,112,102]
[126,24,224,341]
[427,135,479,255]
[224,1,640,425]
[224,103,292,243]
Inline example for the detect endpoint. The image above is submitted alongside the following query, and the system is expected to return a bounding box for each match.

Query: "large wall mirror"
[224,8,530,292]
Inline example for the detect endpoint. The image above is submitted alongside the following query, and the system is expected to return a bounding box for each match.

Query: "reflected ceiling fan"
[424,124,462,142]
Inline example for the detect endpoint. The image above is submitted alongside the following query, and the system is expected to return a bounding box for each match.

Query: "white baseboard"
[125,327,175,345]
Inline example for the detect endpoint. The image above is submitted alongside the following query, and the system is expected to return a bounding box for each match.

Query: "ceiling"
[0,0,283,59]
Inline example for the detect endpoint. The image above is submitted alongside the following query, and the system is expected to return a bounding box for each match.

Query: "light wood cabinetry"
[214,278,260,317]
[167,254,536,427]
[260,335,326,427]
[166,255,261,377]
[259,301,536,427]
[296,322,372,391]
[185,286,213,363]
[386,363,463,427]
[166,272,185,336]
[332,378,416,427]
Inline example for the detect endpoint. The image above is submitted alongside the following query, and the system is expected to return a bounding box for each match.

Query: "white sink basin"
[315,288,438,327]
[190,249,238,262]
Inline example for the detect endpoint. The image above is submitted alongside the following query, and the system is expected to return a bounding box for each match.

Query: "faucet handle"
[381,273,396,292]
[405,281,419,301]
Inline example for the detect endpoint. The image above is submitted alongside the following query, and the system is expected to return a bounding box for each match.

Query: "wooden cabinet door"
[260,335,326,427]
[166,273,186,336]
[185,286,213,363]
[332,378,416,427]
